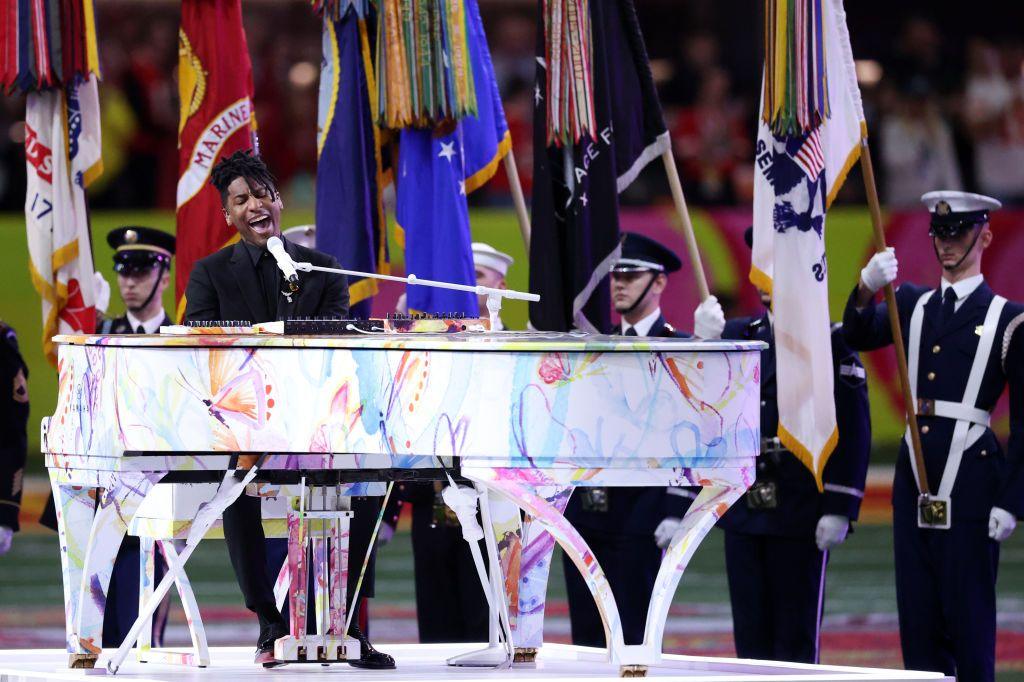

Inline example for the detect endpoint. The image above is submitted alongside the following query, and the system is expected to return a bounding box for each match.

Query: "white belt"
[916,398,991,428]
[904,290,1006,503]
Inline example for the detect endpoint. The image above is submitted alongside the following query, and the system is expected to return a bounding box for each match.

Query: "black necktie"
[135,324,145,335]
[941,287,957,325]
[258,251,279,321]
[623,327,638,336]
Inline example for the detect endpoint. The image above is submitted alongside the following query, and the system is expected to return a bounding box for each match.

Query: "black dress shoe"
[347,622,395,670]
[255,624,288,668]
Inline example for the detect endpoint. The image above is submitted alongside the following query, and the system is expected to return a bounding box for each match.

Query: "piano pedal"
[620,664,648,677]
[513,647,537,663]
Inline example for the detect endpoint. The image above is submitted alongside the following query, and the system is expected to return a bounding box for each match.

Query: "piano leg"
[48,472,97,666]
[50,470,161,668]
[507,485,571,662]
[624,478,748,672]
[469,477,628,660]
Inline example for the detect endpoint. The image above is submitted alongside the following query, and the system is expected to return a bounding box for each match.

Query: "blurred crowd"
[1,0,1023,211]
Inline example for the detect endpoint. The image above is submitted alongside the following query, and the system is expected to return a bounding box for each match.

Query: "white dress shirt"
[939,274,984,313]
[621,307,662,337]
[126,310,167,335]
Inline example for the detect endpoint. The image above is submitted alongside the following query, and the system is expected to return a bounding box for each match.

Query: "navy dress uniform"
[0,323,29,556]
[843,191,1024,682]
[562,233,698,647]
[103,227,175,646]
[719,315,870,663]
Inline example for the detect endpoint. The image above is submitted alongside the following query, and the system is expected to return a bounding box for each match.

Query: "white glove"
[693,295,726,340]
[859,247,898,294]
[93,271,111,314]
[441,478,484,542]
[654,517,683,549]
[989,507,1017,542]
[0,526,13,556]
[815,514,849,551]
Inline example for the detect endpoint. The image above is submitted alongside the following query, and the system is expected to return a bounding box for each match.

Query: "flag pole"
[859,138,931,496]
[660,147,710,300]
[503,151,531,251]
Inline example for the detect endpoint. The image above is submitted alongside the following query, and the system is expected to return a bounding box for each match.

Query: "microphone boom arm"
[292,260,539,328]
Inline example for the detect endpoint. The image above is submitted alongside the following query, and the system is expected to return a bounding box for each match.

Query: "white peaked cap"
[920,191,1001,214]
[282,224,317,249]
[472,242,514,276]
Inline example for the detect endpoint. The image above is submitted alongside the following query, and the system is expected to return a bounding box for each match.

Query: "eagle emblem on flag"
[767,129,827,238]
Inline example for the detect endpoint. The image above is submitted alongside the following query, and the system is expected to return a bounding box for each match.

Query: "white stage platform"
[0,643,951,681]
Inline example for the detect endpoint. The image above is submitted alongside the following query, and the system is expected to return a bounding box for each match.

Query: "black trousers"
[562,527,661,647]
[723,530,827,663]
[410,504,489,643]
[103,536,169,647]
[223,493,380,643]
[893,514,998,682]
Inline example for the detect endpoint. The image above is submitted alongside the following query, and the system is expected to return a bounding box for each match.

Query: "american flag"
[793,128,825,180]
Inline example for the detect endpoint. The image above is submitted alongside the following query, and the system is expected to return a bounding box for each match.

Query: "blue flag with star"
[396,0,510,316]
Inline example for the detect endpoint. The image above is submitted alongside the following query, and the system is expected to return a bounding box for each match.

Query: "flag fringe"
[777,421,837,492]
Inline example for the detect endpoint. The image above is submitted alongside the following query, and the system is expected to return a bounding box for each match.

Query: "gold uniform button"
[921,425,930,434]
[932,345,941,354]
[927,372,936,381]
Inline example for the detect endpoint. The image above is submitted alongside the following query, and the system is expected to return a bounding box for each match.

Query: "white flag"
[25,76,103,365]
[750,0,865,488]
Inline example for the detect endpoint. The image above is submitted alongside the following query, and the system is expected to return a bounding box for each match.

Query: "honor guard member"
[0,323,29,558]
[184,150,392,669]
[844,191,1024,682]
[472,242,513,330]
[715,227,871,663]
[97,226,175,333]
[91,227,176,646]
[562,232,725,646]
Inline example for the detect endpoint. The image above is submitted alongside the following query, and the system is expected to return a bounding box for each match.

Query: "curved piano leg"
[471,477,627,660]
[635,477,748,668]
[72,471,161,662]
[48,471,99,666]
[509,485,570,661]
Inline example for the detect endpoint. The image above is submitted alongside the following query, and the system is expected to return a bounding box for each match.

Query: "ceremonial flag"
[25,74,103,365]
[175,0,257,319]
[395,0,510,315]
[315,1,387,318]
[750,0,865,486]
[529,0,670,333]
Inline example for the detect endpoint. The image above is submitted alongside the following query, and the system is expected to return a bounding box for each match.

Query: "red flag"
[175,0,256,319]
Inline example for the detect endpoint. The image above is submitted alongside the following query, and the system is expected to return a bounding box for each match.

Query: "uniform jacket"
[97,313,173,334]
[718,315,871,538]
[0,324,28,531]
[843,281,1024,521]
[566,315,694,536]
[184,238,349,324]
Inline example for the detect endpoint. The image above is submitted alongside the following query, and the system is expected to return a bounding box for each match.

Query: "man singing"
[184,150,392,669]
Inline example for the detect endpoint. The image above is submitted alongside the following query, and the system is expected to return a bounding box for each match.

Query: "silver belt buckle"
[917,493,951,530]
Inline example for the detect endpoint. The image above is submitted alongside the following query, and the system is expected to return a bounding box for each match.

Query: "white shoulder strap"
[903,290,935,490]
[936,295,1007,498]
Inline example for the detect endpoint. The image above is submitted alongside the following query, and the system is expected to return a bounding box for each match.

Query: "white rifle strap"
[935,295,1006,499]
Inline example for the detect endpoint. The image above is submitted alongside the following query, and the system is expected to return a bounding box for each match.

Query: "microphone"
[266,236,299,292]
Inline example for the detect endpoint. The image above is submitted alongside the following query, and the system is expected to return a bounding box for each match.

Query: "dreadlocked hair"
[209,149,279,206]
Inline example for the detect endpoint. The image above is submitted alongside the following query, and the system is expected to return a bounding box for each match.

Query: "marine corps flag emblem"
[175,0,257,319]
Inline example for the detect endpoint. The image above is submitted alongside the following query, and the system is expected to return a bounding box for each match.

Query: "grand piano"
[43,329,762,673]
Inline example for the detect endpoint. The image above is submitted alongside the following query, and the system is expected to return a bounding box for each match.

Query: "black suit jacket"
[184,238,349,323]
